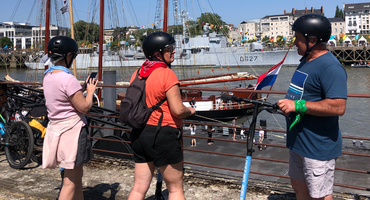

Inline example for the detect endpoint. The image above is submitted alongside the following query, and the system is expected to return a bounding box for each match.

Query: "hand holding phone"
[82,72,97,90]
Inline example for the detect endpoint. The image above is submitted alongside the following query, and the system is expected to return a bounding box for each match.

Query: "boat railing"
[1,81,370,197]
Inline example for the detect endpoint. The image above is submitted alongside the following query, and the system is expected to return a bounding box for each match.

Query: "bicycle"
[0,84,46,169]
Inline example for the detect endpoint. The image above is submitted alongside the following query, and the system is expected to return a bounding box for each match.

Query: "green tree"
[276,35,285,45]
[0,37,12,48]
[335,5,343,18]
[261,36,270,43]
[190,13,228,37]
[70,20,100,43]
[168,25,183,35]
[112,27,129,42]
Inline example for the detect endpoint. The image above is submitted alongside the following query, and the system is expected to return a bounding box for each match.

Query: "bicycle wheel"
[4,121,34,169]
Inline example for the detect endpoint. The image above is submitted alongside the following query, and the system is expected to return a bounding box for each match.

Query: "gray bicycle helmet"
[292,14,331,60]
[142,32,175,67]
[47,36,78,68]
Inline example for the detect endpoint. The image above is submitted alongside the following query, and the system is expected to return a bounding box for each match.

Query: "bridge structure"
[0,52,39,68]
[327,46,370,64]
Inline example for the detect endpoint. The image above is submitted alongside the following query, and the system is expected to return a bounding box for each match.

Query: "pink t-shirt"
[43,72,85,122]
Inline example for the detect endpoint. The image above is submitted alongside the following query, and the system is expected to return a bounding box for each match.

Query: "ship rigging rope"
[27,0,37,24]
[193,114,230,125]
[10,0,22,22]
[127,0,139,26]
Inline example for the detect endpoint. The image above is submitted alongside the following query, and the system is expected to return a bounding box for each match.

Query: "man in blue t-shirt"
[278,14,347,200]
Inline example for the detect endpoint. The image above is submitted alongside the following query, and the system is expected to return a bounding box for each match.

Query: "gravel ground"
[0,152,366,200]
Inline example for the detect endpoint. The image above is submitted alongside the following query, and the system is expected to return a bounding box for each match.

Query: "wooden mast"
[69,0,77,76]
[98,0,104,99]
[163,0,168,32]
[44,0,51,70]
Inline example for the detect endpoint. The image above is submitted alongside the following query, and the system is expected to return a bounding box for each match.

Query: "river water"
[0,65,369,145]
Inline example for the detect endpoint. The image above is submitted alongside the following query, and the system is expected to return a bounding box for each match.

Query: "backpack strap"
[152,98,167,147]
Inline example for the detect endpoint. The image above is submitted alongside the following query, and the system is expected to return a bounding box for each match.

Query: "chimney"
[292,8,295,15]
[311,7,314,13]
[321,6,324,14]
[305,7,307,13]
[284,9,286,14]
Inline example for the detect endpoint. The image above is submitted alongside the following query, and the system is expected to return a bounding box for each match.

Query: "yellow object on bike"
[29,118,47,138]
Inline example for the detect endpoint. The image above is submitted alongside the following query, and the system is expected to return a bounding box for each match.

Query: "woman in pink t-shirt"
[42,36,97,200]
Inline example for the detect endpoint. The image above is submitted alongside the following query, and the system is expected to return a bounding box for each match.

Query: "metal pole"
[163,0,168,32]
[98,0,104,100]
[69,0,77,77]
[44,0,50,70]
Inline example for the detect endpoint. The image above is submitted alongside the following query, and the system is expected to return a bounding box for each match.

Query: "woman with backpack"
[42,36,97,200]
[128,32,196,200]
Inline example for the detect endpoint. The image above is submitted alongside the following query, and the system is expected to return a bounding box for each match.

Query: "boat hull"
[351,64,370,68]
[24,50,301,69]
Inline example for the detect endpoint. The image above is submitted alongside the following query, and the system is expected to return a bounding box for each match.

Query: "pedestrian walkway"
[0,132,368,200]
[0,151,297,200]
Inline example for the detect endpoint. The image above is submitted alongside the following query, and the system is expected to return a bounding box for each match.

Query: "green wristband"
[295,100,307,114]
[290,100,307,130]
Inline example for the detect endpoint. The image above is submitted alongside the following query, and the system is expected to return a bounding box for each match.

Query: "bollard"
[103,71,116,111]
[103,71,118,136]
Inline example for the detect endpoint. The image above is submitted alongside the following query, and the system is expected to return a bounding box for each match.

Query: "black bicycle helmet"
[142,32,175,66]
[292,14,331,42]
[47,36,78,68]
[292,14,331,61]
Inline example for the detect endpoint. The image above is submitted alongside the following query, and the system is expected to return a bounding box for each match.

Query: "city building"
[32,25,68,50]
[238,19,260,42]
[0,22,68,50]
[261,7,324,42]
[103,29,114,43]
[237,7,324,43]
[328,17,345,42]
[343,2,370,36]
[0,22,32,50]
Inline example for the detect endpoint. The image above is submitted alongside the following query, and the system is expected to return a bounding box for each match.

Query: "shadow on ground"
[83,183,120,200]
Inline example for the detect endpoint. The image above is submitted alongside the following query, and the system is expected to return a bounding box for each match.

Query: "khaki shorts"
[288,150,336,198]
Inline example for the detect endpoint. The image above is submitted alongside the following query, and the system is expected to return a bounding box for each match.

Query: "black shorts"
[131,125,183,167]
[75,125,94,167]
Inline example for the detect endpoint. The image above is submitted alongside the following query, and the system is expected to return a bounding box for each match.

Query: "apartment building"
[328,18,345,41]
[238,7,324,42]
[238,19,260,41]
[0,22,68,50]
[103,29,114,43]
[344,2,370,36]
[0,22,32,50]
[32,25,68,50]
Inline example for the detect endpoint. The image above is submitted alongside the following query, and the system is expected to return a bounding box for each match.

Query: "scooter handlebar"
[220,94,274,107]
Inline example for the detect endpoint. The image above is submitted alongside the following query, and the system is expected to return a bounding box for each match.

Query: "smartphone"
[82,72,97,90]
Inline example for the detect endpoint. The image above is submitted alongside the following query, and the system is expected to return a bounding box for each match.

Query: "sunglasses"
[164,44,175,52]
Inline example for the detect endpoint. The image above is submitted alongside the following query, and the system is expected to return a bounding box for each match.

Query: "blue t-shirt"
[285,51,347,160]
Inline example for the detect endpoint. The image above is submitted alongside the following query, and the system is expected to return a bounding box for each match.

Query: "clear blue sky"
[1,0,368,28]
